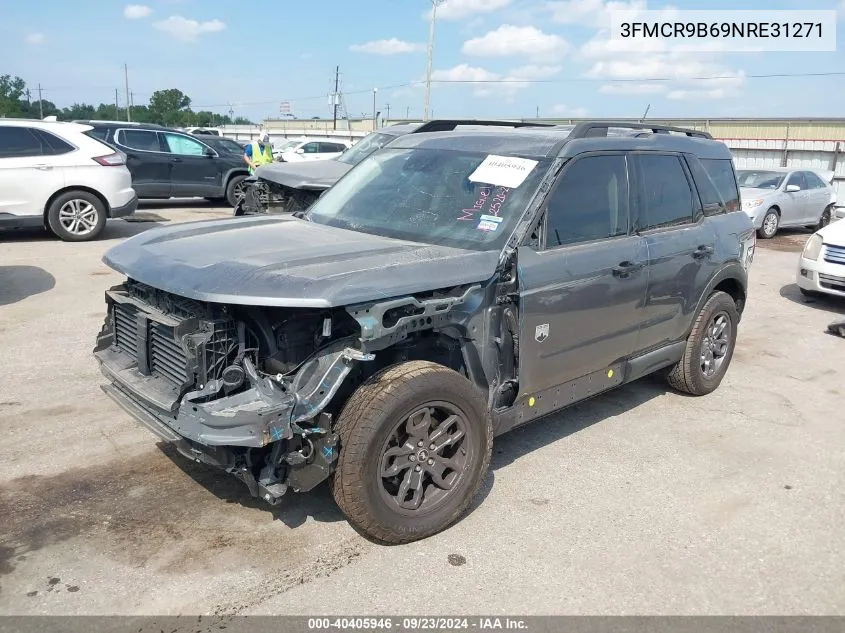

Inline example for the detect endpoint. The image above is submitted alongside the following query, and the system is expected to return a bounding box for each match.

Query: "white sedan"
[275,138,351,163]
[796,217,845,299]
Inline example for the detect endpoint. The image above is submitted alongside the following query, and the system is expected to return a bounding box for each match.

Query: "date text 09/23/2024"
[307,617,528,630]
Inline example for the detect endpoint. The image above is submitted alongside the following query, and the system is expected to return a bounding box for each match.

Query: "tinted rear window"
[0,126,45,158]
[36,130,76,155]
[635,154,696,230]
[700,158,740,213]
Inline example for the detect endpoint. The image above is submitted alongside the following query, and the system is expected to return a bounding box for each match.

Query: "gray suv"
[93,121,756,544]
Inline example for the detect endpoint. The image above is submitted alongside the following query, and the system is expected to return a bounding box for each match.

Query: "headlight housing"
[802,234,823,261]
[742,198,764,211]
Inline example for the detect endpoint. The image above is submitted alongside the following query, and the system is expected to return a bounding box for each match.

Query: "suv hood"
[255,160,351,190]
[739,187,779,198]
[102,216,500,308]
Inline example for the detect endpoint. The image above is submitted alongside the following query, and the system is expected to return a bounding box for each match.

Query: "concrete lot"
[1,203,843,616]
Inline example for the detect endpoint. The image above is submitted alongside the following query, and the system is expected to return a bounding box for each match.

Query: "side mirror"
[786,184,801,193]
[296,148,305,154]
[204,148,216,158]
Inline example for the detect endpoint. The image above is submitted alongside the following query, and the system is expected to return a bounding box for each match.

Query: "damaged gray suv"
[94,121,756,544]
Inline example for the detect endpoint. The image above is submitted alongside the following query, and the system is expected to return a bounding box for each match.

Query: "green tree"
[0,74,27,117]
[148,88,191,125]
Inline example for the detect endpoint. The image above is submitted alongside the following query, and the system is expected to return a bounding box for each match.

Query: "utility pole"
[372,88,378,130]
[25,89,31,105]
[639,104,651,122]
[332,65,340,130]
[130,92,135,108]
[424,0,446,122]
[124,63,131,122]
[386,103,390,122]
[406,106,410,118]
[115,89,119,120]
[536,106,539,119]
[37,84,43,119]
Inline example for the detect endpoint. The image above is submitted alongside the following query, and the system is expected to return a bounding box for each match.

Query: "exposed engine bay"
[236,178,321,216]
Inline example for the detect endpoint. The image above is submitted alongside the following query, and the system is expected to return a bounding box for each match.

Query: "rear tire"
[757,208,779,239]
[225,175,248,207]
[667,291,739,396]
[46,191,107,242]
[331,361,492,544]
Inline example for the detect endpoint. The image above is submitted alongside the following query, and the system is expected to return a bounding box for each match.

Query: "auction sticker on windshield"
[469,154,539,189]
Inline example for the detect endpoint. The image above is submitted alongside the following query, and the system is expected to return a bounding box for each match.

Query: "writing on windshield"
[307,148,549,251]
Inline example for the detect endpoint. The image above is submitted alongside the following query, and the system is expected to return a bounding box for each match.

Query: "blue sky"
[1,0,844,122]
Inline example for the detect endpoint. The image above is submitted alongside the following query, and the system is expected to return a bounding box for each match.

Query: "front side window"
[786,172,806,190]
[302,142,321,154]
[0,126,45,158]
[545,154,630,248]
[307,148,550,251]
[635,154,695,230]
[118,129,160,152]
[163,133,206,156]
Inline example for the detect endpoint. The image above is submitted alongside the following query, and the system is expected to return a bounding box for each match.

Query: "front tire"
[817,206,832,231]
[331,361,492,544]
[225,174,248,207]
[667,291,739,396]
[46,191,107,242]
[757,208,779,239]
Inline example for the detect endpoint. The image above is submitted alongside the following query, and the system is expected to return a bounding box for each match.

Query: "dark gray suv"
[93,121,756,544]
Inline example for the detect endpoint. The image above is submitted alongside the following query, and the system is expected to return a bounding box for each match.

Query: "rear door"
[300,141,323,161]
[0,126,66,219]
[517,152,649,396]
[161,132,222,197]
[115,128,171,197]
[632,152,718,351]
[802,171,831,223]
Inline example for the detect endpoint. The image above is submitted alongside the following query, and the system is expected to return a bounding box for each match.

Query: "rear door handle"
[692,245,714,259]
[612,261,644,278]
[170,157,183,163]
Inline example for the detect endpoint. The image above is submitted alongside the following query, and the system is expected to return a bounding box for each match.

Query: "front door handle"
[692,245,714,259]
[32,164,53,171]
[612,261,644,278]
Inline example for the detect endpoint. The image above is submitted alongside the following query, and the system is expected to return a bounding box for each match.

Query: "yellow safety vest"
[249,141,273,173]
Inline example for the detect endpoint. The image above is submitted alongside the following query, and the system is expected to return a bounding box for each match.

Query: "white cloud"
[24,33,44,45]
[428,0,512,20]
[124,4,153,19]
[462,25,570,62]
[553,104,590,117]
[546,0,648,28]
[349,38,424,55]
[153,15,225,41]
[431,64,501,83]
[599,83,666,95]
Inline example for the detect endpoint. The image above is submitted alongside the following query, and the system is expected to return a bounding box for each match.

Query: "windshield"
[307,148,550,251]
[337,132,396,166]
[274,140,301,153]
[736,170,786,190]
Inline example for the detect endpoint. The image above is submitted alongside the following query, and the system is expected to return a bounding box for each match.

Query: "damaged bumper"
[93,286,375,503]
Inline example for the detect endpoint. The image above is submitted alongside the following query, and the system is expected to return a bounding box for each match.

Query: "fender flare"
[686,262,748,337]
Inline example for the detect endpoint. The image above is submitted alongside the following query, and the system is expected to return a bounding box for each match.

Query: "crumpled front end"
[94,280,374,504]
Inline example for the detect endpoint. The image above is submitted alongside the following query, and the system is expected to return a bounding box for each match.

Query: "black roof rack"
[412,119,555,133]
[568,121,713,139]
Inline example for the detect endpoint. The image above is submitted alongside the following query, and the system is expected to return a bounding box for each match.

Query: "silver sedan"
[738,168,837,239]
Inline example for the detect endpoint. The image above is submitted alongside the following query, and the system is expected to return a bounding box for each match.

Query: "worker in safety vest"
[244,131,273,174]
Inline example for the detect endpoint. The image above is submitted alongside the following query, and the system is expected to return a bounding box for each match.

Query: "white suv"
[0,119,137,241]
[274,138,352,162]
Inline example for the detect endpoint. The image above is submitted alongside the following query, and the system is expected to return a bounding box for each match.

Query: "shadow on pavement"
[138,198,227,210]
[161,377,669,542]
[0,266,56,306]
[779,283,845,315]
[159,443,345,530]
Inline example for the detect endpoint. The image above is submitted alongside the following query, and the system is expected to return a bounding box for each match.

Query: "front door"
[161,132,222,197]
[632,152,719,350]
[517,153,648,397]
[115,129,172,198]
[780,171,811,227]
